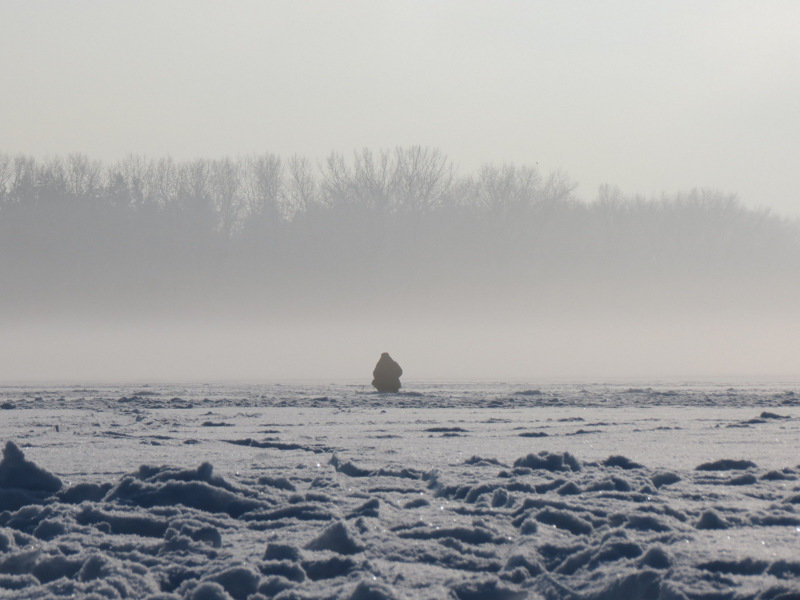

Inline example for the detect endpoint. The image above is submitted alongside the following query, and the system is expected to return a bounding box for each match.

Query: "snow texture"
[0,382,798,598]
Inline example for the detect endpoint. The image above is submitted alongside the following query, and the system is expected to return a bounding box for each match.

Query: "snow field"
[0,384,798,599]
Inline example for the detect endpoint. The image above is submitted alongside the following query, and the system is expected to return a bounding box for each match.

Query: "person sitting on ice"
[372,352,402,393]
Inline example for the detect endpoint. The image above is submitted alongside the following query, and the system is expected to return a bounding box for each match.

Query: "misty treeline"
[1,148,798,316]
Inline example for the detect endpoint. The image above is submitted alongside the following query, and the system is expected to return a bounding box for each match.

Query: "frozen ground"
[0,382,798,599]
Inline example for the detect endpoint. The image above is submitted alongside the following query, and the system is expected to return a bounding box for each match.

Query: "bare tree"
[0,154,10,206]
[113,155,149,209]
[351,148,393,212]
[35,157,67,199]
[242,154,283,223]
[207,158,244,236]
[541,169,577,205]
[9,156,37,202]
[167,159,215,236]
[65,154,102,198]
[473,163,542,215]
[390,146,453,213]
[285,155,317,217]
[177,160,209,205]
[320,151,351,210]
[147,157,178,208]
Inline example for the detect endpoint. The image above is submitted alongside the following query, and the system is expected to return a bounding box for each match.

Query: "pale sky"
[2,0,799,215]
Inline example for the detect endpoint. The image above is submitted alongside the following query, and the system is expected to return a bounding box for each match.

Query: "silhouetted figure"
[372,352,402,393]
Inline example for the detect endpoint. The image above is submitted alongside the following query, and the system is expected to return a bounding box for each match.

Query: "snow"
[0,382,798,598]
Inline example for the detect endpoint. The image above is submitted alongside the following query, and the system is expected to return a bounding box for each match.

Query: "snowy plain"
[0,382,799,599]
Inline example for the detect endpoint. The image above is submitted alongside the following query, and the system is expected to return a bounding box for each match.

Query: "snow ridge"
[0,440,799,598]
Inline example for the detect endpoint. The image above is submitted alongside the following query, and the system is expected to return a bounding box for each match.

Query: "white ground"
[0,382,798,599]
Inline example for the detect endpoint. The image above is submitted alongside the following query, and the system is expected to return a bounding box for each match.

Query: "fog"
[3,3,800,382]
[4,310,799,383]
[3,2,800,216]
[1,150,798,382]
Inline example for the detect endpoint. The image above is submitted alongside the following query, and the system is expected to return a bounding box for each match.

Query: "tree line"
[0,147,580,232]
[1,148,798,317]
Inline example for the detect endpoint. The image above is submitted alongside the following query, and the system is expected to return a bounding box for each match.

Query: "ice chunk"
[349,580,399,600]
[513,451,581,472]
[639,546,671,570]
[206,566,260,600]
[603,455,643,469]
[651,472,680,488]
[695,459,756,471]
[0,442,62,493]
[696,510,729,530]
[188,581,233,600]
[305,521,363,554]
[535,509,592,535]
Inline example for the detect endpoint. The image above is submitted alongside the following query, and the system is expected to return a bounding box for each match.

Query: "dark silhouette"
[372,353,402,393]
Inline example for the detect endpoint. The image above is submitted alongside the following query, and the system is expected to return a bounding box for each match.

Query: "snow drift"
[1,429,799,599]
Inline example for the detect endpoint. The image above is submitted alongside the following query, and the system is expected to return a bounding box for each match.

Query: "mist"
[1,149,798,383]
[4,7,800,598]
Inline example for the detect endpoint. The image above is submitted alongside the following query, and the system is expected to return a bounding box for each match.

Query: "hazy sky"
[2,1,799,215]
